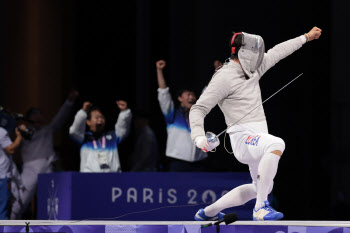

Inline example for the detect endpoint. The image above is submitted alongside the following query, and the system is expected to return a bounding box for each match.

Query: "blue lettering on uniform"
[250,137,255,146]
[246,135,261,146]
[254,136,261,146]
[246,136,253,145]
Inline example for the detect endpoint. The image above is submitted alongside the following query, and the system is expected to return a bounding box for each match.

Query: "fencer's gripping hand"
[307,27,322,41]
[116,100,128,111]
[195,136,209,151]
[156,60,166,70]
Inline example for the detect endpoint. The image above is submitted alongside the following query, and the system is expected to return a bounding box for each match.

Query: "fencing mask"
[231,32,265,73]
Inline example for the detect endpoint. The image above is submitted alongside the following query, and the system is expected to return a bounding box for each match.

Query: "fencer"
[190,27,322,221]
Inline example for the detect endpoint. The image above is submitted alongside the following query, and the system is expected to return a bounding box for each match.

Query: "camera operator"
[10,90,78,220]
[0,124,26,220]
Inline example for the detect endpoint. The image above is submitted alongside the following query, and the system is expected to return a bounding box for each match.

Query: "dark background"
[1,0,349,220]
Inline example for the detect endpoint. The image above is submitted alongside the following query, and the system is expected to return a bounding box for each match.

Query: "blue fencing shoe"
[194,208,225,221]
[253,201,284,221]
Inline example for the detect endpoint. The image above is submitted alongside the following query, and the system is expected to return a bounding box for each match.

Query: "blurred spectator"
[0,124,26,220]
[156,60,208,171]
[11,90,78,220]
[130,113,159,172]
[69,100,132,172]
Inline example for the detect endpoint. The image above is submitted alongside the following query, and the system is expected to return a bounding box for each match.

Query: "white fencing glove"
[195,136,209,151]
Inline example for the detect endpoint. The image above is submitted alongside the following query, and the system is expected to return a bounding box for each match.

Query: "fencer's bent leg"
[208,130,283,217]
[204,184,257,217]
[255,137,285,210]
[204,162,260,217]
[203,131,261,217]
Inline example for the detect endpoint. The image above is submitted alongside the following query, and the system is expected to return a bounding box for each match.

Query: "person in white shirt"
[0,124,25,220]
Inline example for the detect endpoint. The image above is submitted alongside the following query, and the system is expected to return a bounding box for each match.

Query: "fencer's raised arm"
[156,60,167,89]
[115,100,132,144]
[69,102,91,143]
[257,27,322,76]
[189,73,233,141]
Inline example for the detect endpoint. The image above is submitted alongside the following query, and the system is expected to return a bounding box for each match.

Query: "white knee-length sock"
[255,152,281,210]
[204,184,257,217]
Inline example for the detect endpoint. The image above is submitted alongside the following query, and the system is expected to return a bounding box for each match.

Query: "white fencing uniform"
[189,36,306,216]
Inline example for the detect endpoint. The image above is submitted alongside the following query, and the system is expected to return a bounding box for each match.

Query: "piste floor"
[1,220,350,233]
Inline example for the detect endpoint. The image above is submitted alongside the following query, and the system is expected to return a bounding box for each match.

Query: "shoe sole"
[194,214,203,221]
[253,214,284,221]
[195,214,219,221]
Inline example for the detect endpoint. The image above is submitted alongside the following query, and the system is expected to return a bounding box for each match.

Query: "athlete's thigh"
[229,131,249,163]
[244,133,280,162]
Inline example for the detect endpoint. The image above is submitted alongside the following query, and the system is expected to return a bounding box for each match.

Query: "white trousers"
[228,124,285,192]
[203,124,285,216]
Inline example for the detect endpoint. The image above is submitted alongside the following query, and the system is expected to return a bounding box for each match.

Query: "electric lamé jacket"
[190,36,305,141]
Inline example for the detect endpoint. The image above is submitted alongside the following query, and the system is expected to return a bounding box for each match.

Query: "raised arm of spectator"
[50,90,79,132]
[156,60,167,89]
[2,125,26,155]
[115,100,132,144]
[156,60,175,123]
[69,101,91,144]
